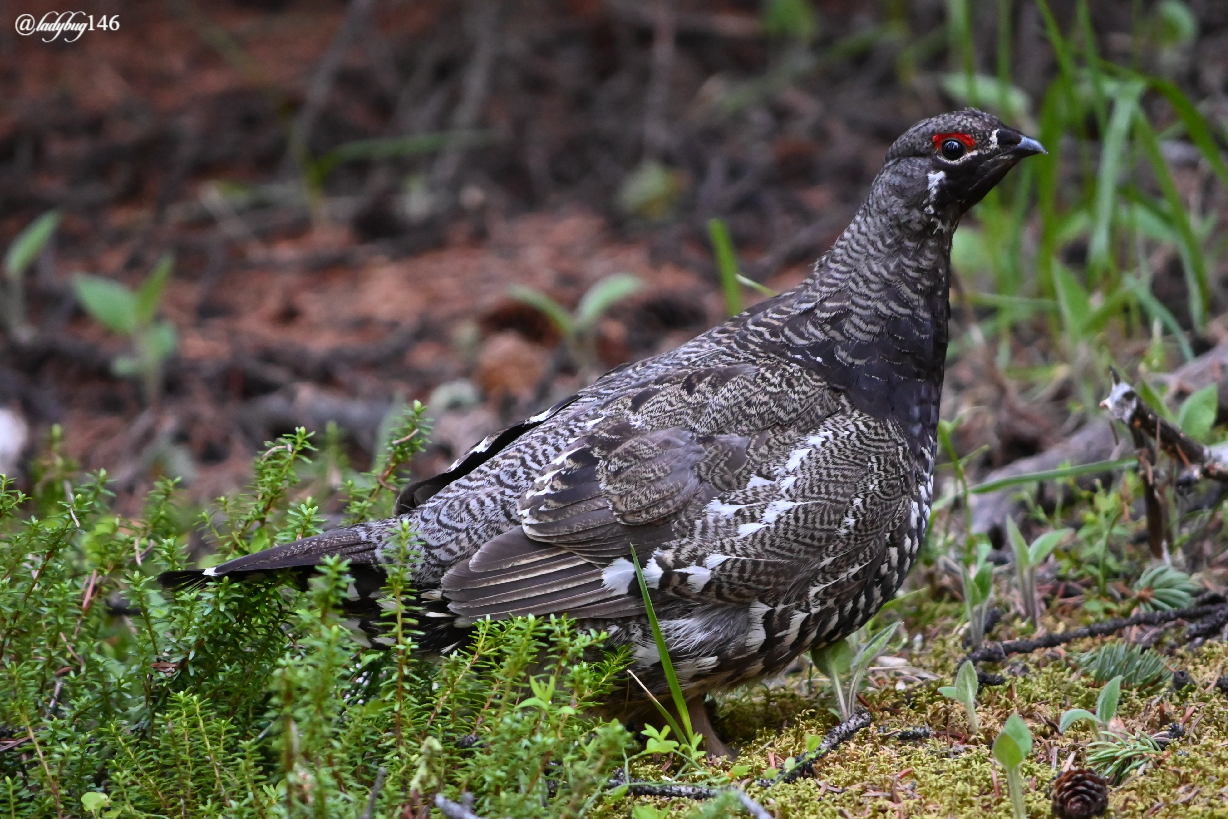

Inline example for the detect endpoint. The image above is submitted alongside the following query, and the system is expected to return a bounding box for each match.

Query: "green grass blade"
[707,218,744,317]
[630,549,696,746]
[1088,80,1143,276]
[1075,0,1108,132]
[736,273,777,298]
[1149,78,1228,193]
[1134,116,1210,329]
[310,131,493,187]
[1034,0,1078,103]
[969,457,1137,495]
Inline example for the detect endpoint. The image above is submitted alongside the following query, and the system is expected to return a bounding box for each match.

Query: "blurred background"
[2,0,1227,519]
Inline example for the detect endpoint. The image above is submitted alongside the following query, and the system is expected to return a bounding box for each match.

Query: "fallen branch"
[970,338,1228,535]
[607,767,715,799]
[1100,371,1228,485]
[290,0,380,170]
[1185,605,1228,640]
[604,770,773,815]
[965,602,1228,665]
[757,708,873,787]
[433,0,502,189]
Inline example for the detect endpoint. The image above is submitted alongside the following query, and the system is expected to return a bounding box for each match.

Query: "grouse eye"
[941,139,966,160]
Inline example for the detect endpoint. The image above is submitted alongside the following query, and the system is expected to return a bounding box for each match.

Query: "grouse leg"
[686,696,736,760]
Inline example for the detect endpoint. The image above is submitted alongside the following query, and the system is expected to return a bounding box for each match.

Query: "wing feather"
[439,361,910,626]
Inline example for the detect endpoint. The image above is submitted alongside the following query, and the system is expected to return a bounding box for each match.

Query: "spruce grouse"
[163,109,1043,754]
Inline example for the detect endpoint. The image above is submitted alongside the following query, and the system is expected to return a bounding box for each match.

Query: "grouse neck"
[810,182,958,312]
[755,183,956,441]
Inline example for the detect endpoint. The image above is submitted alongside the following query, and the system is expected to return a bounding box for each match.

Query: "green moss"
[595,633,1228,818]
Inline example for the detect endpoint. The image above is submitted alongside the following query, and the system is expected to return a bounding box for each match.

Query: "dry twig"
[1100,371,1228,485]
[965,600,1228,666]
[758,708,873,787]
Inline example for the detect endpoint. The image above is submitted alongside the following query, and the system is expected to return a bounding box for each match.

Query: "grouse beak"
[1010,135,1047,158]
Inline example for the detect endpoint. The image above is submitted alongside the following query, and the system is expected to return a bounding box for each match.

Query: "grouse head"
[880,108,1045,230]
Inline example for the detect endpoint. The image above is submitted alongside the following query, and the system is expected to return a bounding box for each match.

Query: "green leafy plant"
[960,541,994,650]
[938,660,980,736]
[73,254,178,405]
[3,209,60,342]
[1076,642,1171,693]
[509,273,643,378]
[991,713,1033,819]
[1006,519,1070,626]
[1059,674,1123,739]
[1132,563,1199,612]
[0,410,634,819]
[1176,384,1218,443]
[810,621,900,722]
[1075,482,1130,598]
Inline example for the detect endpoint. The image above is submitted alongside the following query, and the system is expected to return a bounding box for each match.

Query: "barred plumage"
[162,109,1043,755]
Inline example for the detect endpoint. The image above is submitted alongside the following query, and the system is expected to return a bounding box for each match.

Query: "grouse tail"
[157,528,378,590]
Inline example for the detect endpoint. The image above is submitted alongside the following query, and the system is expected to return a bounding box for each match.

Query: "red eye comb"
[933,132,976,150]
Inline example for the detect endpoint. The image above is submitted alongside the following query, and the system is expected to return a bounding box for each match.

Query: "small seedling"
[810,621,900,722]
[1006,518,1070,626]
[961,541,994,649]
[1132,563,1198,612]
[3,209,60,342]
[1059,674,1122,739]
[1076,642,1171,693]
[73,254,178,405]
[1087,730,1162,784]
[992,713,1033,819]
[509,273,643,377]
[938,660,980,735]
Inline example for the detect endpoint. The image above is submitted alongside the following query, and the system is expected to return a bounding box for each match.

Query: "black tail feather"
[158,528,377,591]
[158,569,211,590]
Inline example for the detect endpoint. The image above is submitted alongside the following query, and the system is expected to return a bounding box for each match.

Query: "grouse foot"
[687,696,736,760]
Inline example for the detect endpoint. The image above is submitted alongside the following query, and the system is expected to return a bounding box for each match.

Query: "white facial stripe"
[927,169,945,196]
[925,170,946,214]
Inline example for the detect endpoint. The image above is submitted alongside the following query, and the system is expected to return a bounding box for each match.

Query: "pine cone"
[1052,768,1109,819]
